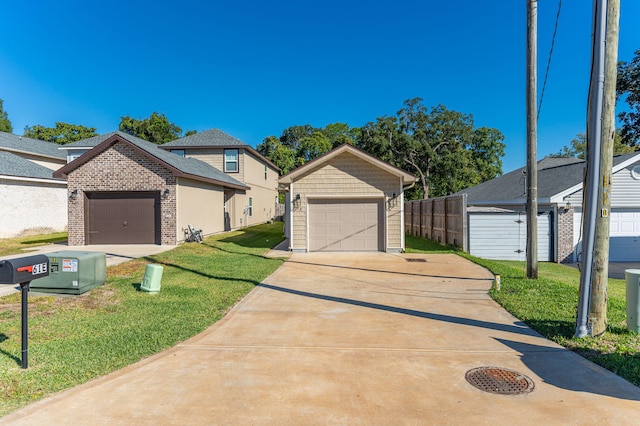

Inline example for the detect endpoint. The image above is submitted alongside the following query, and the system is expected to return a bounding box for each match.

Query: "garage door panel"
[86,192,160,245]
[309,199,383,252]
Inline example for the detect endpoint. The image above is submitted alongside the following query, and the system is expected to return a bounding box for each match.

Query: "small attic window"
[632,165,640,180]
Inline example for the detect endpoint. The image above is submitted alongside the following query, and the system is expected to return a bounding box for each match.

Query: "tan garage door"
[309,199,383,252]
[86,192,160,244]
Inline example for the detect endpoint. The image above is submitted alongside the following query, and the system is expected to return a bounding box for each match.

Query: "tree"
[23,122,98,144]
[0,99,13,133]
[258,123,358,174]
[617,49,640,146]
[257,136,298,174]
[357,98,505,199]
[552,133,634,159]
[119,112,184,144]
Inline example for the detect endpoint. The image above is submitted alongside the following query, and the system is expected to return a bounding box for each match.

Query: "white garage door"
[609,210,640,261]
[469,212,552,261]
[308,199,383,252]
[573,209,640,262]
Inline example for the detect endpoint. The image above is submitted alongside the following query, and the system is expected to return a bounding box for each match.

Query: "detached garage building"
[279,144,416,253]
[454,153,640,263]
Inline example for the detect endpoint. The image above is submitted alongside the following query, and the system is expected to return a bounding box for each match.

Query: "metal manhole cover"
[405,258,427,262]
[465,367,535,395]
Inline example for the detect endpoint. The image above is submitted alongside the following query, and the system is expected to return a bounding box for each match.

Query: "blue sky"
[1,0,639,173]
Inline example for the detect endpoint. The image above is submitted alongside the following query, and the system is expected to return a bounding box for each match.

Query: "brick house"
[54,130,278,245]
[279,144,416,252]
[454,153,640,263]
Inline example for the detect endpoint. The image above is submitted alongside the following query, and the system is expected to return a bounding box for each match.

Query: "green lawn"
[0,223,285,417]
[405,234,640,387]
[0,232,68,257]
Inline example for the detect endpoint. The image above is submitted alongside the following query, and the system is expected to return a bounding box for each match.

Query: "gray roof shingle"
[58,131,248,189]
[160,129,247,147]
[0,132,66,160]
[455,153,640,203]
[0,151,65,181]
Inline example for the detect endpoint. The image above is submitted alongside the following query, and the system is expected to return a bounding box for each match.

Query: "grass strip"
[0,233,68,257]
[0,223,285,417]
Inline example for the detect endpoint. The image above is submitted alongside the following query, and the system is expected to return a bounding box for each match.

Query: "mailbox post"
[0,255,50,369]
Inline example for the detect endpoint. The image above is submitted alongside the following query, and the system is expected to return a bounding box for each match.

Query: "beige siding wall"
[8,152,65,171]
[186,148,245,182]
[176,178,225,241]
[187,148,278,228]
[290,152,402,251]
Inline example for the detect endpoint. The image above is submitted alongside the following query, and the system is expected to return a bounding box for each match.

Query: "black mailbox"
[0,255,50,284]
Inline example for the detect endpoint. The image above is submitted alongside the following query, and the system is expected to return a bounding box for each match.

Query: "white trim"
[400,179,405,250]
[305,194,385,200]
[0,174,67,185]
[289,182,294,250]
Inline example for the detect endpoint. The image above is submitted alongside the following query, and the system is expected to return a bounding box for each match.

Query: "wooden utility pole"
[526,0,538,279]
[590,0,619,336]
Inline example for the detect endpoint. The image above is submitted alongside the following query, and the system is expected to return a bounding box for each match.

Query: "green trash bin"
[141,264,163,293]
[624,269,640,333]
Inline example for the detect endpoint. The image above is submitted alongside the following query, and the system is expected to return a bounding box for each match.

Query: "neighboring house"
[159,129,280,229]
[0,132,67,238]
[454,153,640,263]
[54,130,278,245]
[279,144,416,252]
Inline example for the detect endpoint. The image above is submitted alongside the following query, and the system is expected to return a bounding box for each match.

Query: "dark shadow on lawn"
[142,256,267,288]
[0,333,21,366]
[495,338,640,400]
[286,260,494,282]
[258,283,538,336]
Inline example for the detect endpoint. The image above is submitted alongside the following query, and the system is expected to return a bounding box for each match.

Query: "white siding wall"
[565,161,640,207]
[0,178,67,238]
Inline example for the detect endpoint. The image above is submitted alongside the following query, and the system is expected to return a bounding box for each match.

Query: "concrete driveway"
[2,252,640,424]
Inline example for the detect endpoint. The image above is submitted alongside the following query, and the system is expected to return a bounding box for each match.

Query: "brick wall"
[557,206,574,263]
[67,142,177,245]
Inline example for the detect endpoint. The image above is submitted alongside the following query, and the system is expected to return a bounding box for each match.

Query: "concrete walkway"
[2,252,640,424]
[0,243,176,297]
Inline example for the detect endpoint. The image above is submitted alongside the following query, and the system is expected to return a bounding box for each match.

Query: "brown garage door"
[308,199,383,252]
[86,192,160,244]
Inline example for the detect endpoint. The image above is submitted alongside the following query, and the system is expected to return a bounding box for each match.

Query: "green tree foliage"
[257,122,358,174]
[617,49,640,146]
[119,112,190,145]
[357,98,505,199]
[552,133,634,159]
[0,99,13,133]
[23,122,98,144]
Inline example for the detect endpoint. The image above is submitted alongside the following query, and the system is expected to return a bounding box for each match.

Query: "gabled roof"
[454,152,640,205]
[158,129,280,171]
[0,132,66,160]
[279,144,416,184]
[0,151,66,182]
[53,132,249,190]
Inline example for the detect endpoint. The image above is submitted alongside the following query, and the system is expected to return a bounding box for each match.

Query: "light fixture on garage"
[162,189,170,199]
[69,189,78,200]
[564,201,572,212]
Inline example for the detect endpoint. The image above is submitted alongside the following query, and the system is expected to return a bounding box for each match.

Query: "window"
[248,197,253,217]
[225,149,238,172]
[264,164,268,180]
[171,149,185,157]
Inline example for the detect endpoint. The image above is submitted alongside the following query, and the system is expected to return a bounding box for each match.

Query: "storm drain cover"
[405,258,427,262]
[465,367,535,395]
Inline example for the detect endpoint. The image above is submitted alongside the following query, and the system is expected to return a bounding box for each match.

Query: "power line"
[538,0,563,120]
